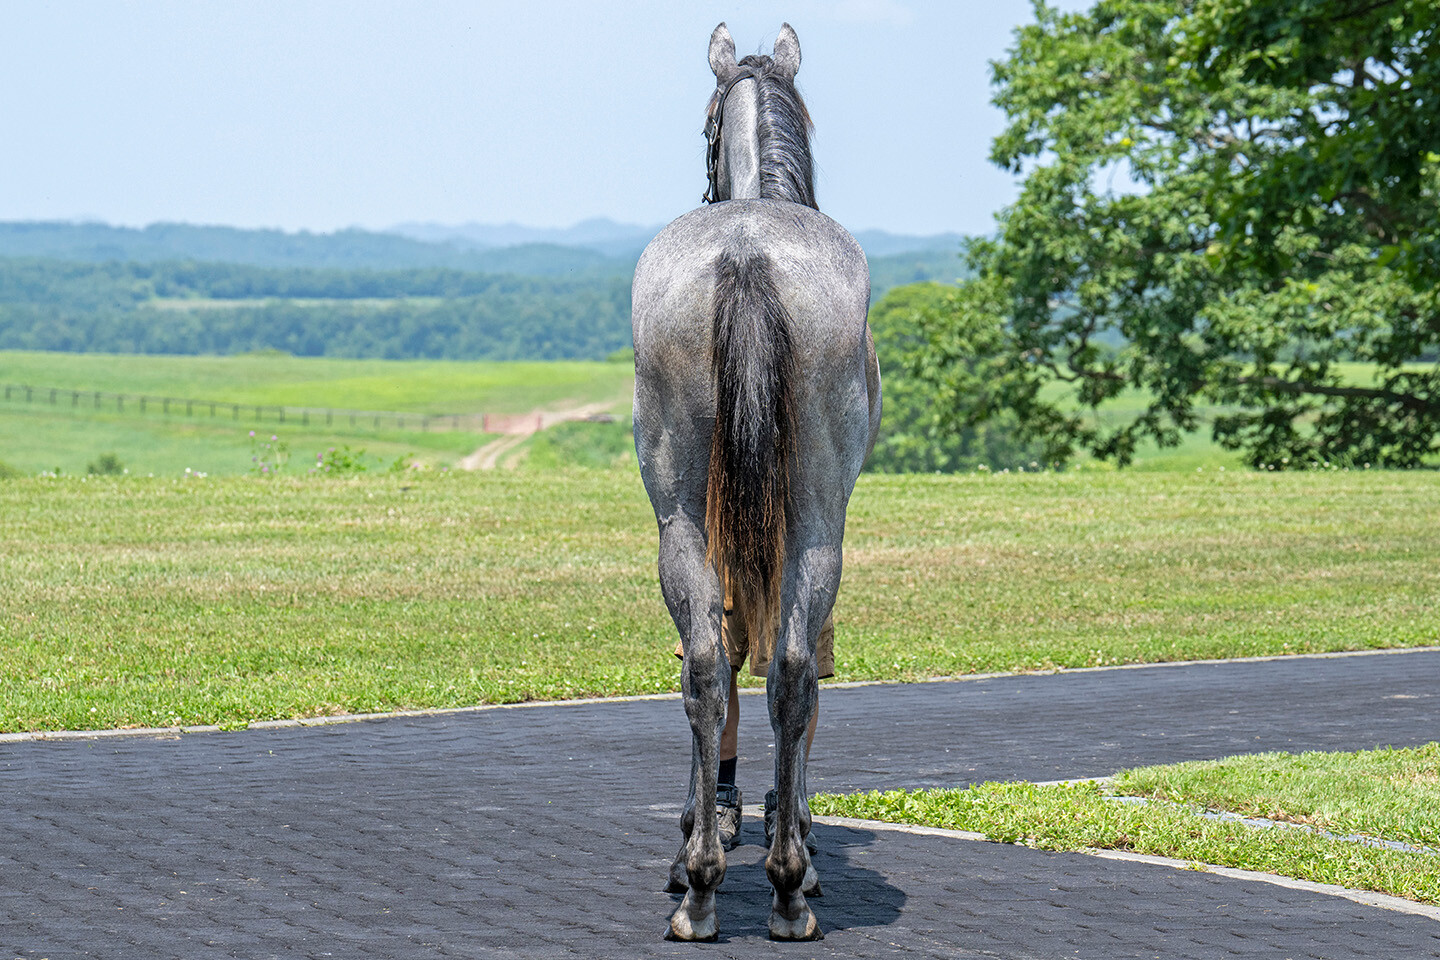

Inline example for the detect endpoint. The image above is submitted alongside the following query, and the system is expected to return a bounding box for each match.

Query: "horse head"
[704,24,814,208]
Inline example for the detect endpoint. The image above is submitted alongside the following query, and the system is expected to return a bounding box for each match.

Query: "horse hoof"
[769,907,822,941]
[667,904,718,941]
[802,863,822,898]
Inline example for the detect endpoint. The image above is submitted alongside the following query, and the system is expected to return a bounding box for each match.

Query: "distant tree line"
[0,241,965,363]
[0,259,633,361]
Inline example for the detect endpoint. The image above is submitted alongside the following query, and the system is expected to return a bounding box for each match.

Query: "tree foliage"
[939,0,1440,468]
[865,283,1047,472]
[0,258,633,361]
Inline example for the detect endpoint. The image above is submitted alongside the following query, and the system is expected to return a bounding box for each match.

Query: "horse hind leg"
[764,555,833,941]
[656,512,729,941]
[765,651,822,941]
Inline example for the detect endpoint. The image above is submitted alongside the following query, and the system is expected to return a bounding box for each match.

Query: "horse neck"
[719,78,763,200]
[719,76,817,208]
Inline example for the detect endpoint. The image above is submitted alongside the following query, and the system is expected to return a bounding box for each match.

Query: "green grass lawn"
[0,350,635,413]
[0,351,634,476]
[1,468,1434,732]
[0,404,489,478]
[813,744,1440,905]
[1114,744,1440,850]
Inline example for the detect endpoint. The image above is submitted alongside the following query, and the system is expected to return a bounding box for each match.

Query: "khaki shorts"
[673,586,835,679]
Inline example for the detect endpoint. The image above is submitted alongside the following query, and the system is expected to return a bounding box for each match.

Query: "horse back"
[632,200,870,384]
[632,199,875,510]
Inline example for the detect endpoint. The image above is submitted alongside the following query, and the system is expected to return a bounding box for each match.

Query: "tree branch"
[1237,376,1438,414]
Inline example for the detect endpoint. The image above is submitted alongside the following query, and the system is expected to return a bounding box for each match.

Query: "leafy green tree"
[937,0,1440,468]
[865,282,1047,472]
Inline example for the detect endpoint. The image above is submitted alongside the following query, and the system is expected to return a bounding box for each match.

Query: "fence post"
[140,397,146,414]
[302,410,308,426]
[163,398,170,415]
[49,388,57,404]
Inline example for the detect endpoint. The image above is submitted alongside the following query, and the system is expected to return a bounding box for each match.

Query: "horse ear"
[772,23,801,79]
[709,23,737,82]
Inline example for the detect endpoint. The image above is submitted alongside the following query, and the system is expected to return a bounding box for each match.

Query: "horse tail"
[706,245,798,659]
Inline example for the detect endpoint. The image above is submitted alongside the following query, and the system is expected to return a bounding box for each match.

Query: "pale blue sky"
[1,1,1086,236]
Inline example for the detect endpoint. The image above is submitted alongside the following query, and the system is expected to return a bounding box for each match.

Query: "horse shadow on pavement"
[667,821,906,941]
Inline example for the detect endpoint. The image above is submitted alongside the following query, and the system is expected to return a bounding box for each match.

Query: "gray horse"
[631,22,880,942]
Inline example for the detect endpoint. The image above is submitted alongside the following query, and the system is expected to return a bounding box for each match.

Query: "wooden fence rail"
[0,382,503,433]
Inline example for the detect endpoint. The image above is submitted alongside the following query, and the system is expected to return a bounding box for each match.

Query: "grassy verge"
[1114,744,1440,849]
[811,744,1440,905]
[0,468,1435,731]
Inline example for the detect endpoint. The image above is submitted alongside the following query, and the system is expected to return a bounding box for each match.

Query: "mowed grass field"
[0,351,635,476]
[2,468,1435,732]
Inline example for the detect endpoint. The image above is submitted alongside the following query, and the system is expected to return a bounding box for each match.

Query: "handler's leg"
[721,669,740,761]
[716,669,743,849]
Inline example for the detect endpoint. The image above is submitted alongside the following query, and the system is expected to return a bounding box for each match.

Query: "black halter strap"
[703,67,766,204]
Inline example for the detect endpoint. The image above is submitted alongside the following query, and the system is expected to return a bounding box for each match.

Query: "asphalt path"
[3,649,1438,958]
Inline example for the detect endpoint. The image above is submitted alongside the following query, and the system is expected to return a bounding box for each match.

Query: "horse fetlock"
[765,838,811,894]
[686,846,727,893]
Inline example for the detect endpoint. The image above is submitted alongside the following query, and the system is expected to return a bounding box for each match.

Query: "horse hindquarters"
[634,201,869,943]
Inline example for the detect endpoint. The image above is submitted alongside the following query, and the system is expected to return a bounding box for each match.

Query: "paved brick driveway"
[3,650,1438,958]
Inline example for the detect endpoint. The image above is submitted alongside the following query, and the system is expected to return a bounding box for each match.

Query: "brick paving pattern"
[2,650,1438,958]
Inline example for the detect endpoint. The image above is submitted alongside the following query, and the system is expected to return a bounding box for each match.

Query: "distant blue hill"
[0,221,632,278]
[389,218,661,259]
[389,219,968,261]
[0,219,969,291]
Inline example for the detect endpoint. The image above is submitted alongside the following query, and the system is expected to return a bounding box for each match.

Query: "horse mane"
[708,54,817,209]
